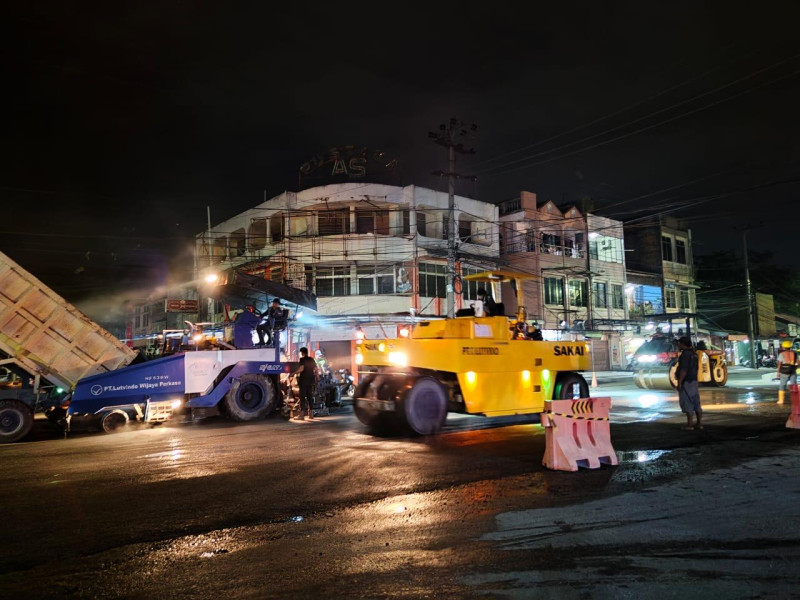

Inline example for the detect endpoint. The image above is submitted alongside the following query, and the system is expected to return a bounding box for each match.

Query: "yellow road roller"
[353,270,592,435]
[632,336,728,390]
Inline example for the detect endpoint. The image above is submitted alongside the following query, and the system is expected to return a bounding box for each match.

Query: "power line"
[479,60,800,178]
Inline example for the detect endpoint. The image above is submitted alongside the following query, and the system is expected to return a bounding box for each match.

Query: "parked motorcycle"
[760,355,777,369]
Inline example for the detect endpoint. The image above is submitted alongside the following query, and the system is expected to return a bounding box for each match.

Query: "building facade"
[194,183,501,359]
[498,191,629,369]
[623,215,696,320]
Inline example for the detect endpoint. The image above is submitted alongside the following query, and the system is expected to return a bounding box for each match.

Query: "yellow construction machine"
[353,270,592,435]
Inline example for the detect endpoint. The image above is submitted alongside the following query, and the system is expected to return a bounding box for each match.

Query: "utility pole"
[584,212,593,331]
[429,118,477,318]
[742,229,758,369]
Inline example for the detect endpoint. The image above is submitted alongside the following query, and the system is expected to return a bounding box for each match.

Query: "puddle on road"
[617,449,672,463]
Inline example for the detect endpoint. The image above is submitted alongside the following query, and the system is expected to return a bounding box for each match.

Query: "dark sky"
[3,1,800,305]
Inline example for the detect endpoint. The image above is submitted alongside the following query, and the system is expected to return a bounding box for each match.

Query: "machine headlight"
[171,399,183,410]
[388,352,408,367]
[355,353,364,365]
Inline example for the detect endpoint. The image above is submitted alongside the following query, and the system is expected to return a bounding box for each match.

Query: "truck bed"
[0,251,137,390]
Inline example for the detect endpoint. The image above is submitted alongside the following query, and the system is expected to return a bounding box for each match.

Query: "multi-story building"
[498,191,628,369]
[127,295,199,356]
[193,183,501,366]
[623,215,696,320]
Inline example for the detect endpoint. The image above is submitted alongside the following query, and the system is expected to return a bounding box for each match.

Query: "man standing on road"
[293,347,318,421]
[776,339,798,404]
[676,336,703,430]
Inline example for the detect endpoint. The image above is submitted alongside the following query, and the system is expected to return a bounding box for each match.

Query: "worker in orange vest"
[776,339,798,404]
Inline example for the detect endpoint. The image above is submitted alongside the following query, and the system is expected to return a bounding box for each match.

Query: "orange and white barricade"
[786,385,800,430]
[541,397,618,471]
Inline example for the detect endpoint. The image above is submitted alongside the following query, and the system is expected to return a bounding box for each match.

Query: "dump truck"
[353,270,592,435]
[0,250,139,442]
[0,251,317,442]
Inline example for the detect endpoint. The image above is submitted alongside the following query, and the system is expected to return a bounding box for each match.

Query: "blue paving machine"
[65,270,318,433]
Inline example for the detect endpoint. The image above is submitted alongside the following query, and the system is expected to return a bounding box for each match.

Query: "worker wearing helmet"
[776,339,798,404]
[314,349,329,376]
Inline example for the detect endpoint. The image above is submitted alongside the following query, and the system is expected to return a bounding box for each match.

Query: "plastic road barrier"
[786,385,800,430]
[541,397,618,472]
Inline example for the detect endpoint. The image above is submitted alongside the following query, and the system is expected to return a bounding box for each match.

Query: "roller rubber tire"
[553,373,590,400]
[0,399,33,443]
[353,376,397,433]
[400,377,448,436]
[353,376,379,427]
[711,361,728,387]
[668,359,679,389]
[223,374,275,421]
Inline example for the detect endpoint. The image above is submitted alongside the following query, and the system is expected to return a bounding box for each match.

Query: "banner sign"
[165,299,199,313]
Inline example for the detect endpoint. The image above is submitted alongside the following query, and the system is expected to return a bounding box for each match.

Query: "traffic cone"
[778,390,786,405]
[591,371,598,388]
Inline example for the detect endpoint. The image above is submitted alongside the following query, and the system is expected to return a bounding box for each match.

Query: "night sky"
[3,1,800,312]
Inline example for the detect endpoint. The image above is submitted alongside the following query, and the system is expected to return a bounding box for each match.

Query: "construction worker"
[776,339,798,404]
[476,288,498,316]
[292,347,318,420]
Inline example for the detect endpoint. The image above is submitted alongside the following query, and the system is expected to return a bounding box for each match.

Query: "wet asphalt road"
[1,369,799,599]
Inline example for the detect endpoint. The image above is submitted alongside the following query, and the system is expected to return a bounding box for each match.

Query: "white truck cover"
[0,251,137,390]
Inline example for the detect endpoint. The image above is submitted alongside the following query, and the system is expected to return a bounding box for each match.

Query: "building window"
[574,232,585,258]
[417,212,428,237]
[679,288,692,310]
[212,237,228,263]
[461,266,482,301]
[318,210,350,236]
[458,217,472,243]
[418,262,446,298]
[569,280,588,307]
[270,213,284,243]
[269,265,283,284]
[665,288,677,309]
[356,210,390,235]
[611,284,624,309]
[402,210,410,235]
[593,281,607,308]
[662,235,673,262]
[357,266,395,295]
[541,233,562,255]
[589,235,623,263]
[248,219,267,250]
[315,267,351,297]
[544,277,564,306]
[675,239,687,265]
[230,228,246,257]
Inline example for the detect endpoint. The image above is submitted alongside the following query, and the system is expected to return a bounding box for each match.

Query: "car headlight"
[638,354,656,363]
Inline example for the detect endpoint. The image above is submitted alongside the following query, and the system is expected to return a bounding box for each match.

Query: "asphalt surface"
[1,367,798,599]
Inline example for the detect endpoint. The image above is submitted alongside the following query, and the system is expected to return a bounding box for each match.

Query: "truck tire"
[399,377,448,436]
[0,399,33,443]
[223,373,275,421]
[101,409,129,433]
[553,373,590,400]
